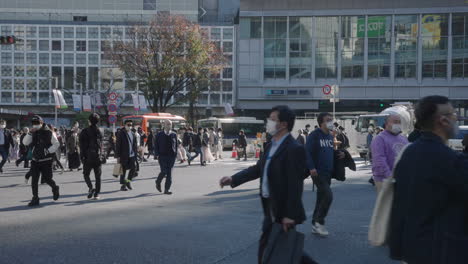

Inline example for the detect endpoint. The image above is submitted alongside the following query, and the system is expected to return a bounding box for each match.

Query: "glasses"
[440,112,458,118]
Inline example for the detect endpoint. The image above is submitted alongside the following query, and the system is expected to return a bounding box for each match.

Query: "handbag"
[262,223,304,264]
[112,163,123,177]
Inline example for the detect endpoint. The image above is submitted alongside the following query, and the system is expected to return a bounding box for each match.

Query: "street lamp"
[49,77,59,127]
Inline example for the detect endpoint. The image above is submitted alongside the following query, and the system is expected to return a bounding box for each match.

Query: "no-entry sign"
[322,84,332,95]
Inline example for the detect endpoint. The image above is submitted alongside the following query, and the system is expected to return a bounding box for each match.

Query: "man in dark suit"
[220,105,317,264]
[115,119,138,191]
[154,119,178,195]
[0,119,14,173]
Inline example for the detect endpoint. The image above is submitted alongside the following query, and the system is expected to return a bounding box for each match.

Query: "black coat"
[231,135,307,224]
[79,126,103,162]
[192,133,202,148]
[115,128,138,164]
[146,133,154,150]
[1,129,14,152]
[238,134,247,148]
[389,132,468,264]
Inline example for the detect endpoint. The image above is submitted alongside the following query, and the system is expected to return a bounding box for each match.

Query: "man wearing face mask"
[219,105,318,264]
[370,113,409,192]
[389,96,468,264]
[154,119,178,195]
[22,115,60,206]
[115,120,138,191]
[0,120,14,173]
[306,112,344,237]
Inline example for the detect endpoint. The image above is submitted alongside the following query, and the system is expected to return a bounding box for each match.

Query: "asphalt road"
[0,153,398,264]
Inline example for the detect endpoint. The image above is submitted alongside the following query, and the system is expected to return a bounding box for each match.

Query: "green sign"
[358,16,387,38]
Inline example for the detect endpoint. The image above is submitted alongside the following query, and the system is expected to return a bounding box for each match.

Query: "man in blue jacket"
[306,112,344,237]
[389,96,468,264]
[154,119,178,195]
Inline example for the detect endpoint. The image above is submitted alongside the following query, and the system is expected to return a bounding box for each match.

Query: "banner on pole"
[224,103,234,116]
[72,94,82,111]
[52,89,60,108]
[132,94,139,111]
[83,95,92,112]
[94,94,103,108]
[52,89,68,109]
[138,95,147,111]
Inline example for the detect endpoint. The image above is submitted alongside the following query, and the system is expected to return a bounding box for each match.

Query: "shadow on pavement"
[65,193,160,206]
[205,188,257,197]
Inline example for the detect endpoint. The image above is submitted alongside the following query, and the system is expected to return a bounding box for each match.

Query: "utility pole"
[50,77,59,127]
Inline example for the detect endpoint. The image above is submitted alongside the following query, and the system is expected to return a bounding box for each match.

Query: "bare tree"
[107,14,225,113]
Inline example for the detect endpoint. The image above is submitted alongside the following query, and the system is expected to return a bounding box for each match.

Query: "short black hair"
[305,124,311,128]
[88,113,100,125]
[271,105,296,132]
[317,112,331,126]
[415,96,450,130]
[124,119,133,124]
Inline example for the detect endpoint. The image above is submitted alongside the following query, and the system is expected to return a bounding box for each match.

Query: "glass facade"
[264,17,287,79]
[0,24,234,107]
[421,14,448,78]
[289,17,312,79]
[452,13,468,78]
[368,16,391,78]
[315,17,339,79]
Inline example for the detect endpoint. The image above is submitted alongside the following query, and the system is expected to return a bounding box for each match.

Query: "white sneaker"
[311,223,329,236]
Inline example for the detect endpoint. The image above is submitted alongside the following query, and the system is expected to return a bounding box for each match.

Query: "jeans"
[83,161,102,194]
[312,173,333,225]
[31,160,57,198]
[120,156,136,185]
[0,146,8,169]
[189,147,204,165]
[183,146,192,161]
[156,155,176,192]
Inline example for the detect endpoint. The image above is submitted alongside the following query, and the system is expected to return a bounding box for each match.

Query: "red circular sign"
[108,103,117,112]
[108,92,118,101]
[322,85,332,95]
[108,115,117,124]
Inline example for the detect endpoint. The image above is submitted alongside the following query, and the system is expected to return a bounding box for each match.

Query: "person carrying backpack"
[79,113,103,200]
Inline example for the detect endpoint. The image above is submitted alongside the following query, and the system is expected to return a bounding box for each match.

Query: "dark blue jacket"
[389,132,468,264]
[305,128,334,175]
[154,131,178,157]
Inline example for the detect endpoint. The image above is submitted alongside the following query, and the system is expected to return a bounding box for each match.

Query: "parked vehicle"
[448,126,468,152]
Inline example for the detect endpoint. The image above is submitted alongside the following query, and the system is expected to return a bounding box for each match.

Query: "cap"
[31,115,43,123]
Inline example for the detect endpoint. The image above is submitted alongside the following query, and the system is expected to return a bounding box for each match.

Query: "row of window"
[0,25,234,40]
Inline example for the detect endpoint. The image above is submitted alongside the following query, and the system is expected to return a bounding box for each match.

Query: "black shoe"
[0,168,3,173]
[164,191,172,195]
[52,186,60,201]
[156,181,162,193]
[28,197,40,207]
[126,181,133,190]
[120,185,128,191]
[87,188,95,199]
[187,159,191,166]
[368,178,375,186]
[15,160,19,167]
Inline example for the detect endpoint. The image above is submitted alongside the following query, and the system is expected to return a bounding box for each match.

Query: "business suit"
[115,128,138,185]
[0,128,14,172]
[230,134,316,264]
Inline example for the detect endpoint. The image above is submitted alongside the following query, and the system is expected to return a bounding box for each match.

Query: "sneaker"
[52,186,60,201]
[164,191,172,195]
[120,185,128,191]
[28,197,40,207]
[87,188,95,199]
[15,160,20,167]
[311,223,329,237]
[93,193,100,200]
[126,181,133,190]
[187,159,191,166]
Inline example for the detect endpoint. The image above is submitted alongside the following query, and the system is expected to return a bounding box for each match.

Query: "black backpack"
[85,127,103,162]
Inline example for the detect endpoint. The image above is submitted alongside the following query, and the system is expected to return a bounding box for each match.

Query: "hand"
[219,176,232,188]
[338,151,345,159]
[116,158,120,164]
[309,169,318,178]
[281,217,295,232]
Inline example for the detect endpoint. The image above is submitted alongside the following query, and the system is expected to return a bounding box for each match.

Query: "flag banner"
[138,95,147,111]
[224,103,234,116]
[83,95,92,112]
[94,93,103,108]
[72,94,82,111]
[132,94,139,111]
[52,89,60,109]
[56,90,68,109]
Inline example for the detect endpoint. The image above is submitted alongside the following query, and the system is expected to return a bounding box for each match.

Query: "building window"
[26,92,37,103]
[222,93,232,104]
[315,17,339,79]
[223,41,233,53]
[89,67,99,90]
[88,54,99,64]
[264,17,287,79]
[88,41,99,51]
[26,26,37,38]
[240,17,262,39]
[14,79,24,90]
[52,40,61,51]
[1,79,12,90]
[101,27,111,39]
[222,81,232,91]
[51,54,62,64]
[39,79,49,90]
[26,66,36,77]
[1,92,12,103]
[51,27,62,38]
[64,40,74,51]
[452,13,468,78]
[39,40,49,51]
[14,92,25,103]
[39,53,49,64]
[395,15,418,79]
[64,54,74,64]
[211,28,221,40]
[422,14,448,79]
[222,68,233,79]
[223,28,233,40]
[143,0,156,10]
[76,27,87,38]
[26,40,37,51]
[73,16,88,22]
[76,41,86,51]
[64,67,74,89]
[39,92,49,104]
[52,67,62,88]
[14,66,24,77]
[26,53,37,64]
[289,17,312,79]
[39,66,49,77]
[1,66,12,76]
[39,27,49,38]
[1,52,12,64]
[368,15,392,78]
[76,54,86,64]
[64,27,74,38]
[14,53,24,64]
[26,79,37,90]
[341,16,364,79]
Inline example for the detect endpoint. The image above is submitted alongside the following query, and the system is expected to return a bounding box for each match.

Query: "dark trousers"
[16,153,30,168]
[259,198,318,264]
[53,155,64,170]
[105,146,115,159]
[83,161,102,194]
[312,173,333,225]
[0,145,8,169]
[156,155,176,191]
[31,160,57,198]
[120,156,136,185]
[190,147,203,165]
[237,147,247,160]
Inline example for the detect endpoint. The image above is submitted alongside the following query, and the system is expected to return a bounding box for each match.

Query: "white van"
[448,126,468,152]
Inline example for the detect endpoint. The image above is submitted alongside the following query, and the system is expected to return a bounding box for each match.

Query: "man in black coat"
[154,119,178,195]
[220,106,317,264]
[389,96,468,264]
[236,130,248,161]
[188,127,204,166]
[115,119,138,191]
[0,119,14,173]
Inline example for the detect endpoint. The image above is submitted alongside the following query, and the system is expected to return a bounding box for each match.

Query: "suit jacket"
[0,129,14,152]
[231,134,307,224]
[115,128,138,164]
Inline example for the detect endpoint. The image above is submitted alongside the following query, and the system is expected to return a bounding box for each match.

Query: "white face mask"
[125,125,132,132]
[266,119,279,136]
[326,121,334,130]
[0,124,5,129]
[390,124,402,135]
[33,125,42,130]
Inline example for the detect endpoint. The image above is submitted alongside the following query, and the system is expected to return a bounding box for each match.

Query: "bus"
[197,117,265,149]
[122,113,187,134]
